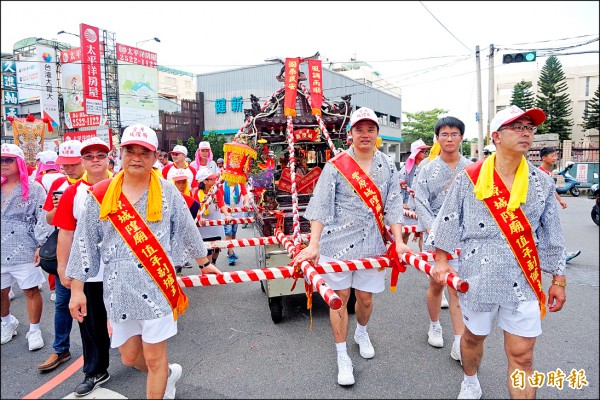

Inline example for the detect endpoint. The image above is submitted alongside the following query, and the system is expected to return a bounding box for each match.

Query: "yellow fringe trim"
[223,143,257,159]
[220,173,247,186]
[284,108,297,117]
[311,108,321,116]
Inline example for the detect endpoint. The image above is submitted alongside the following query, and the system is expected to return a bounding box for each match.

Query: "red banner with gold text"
[284,58,299,117]
[308,59,323,116]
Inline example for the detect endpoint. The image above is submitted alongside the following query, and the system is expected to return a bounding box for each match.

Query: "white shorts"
[460,300,542,338]
[318,255,386,294]
[1,263,46,290]
[110,313,177,348]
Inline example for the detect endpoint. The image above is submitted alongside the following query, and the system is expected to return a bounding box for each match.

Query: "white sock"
[355,323,367,336]
[29,323,40,332]
[430,320,441,328]
[1,315,14,324]
[454,335,461,346]
[336,342,347,356]
[464,372,478,384]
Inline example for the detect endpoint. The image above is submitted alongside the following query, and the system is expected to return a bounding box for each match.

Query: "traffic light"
[503,51,537,64]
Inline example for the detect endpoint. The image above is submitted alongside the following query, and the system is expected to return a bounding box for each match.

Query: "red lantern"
[222,142,257,186]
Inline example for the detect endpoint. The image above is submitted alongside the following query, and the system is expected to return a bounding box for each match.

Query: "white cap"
[170,168,189,181]
[169,144,188,156]
[196,167,219,182]
[198,141,211,150]
[81,137,110,154]
[121,124,158,151]
[1,143,25,160]
[483,144,496,153]
[56,140,83,165]
[490,105,546,134]
[350,107,379,129]
[36,150,58,164]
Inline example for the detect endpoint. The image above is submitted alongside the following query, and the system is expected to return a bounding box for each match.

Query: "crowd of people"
[1,104,573,399]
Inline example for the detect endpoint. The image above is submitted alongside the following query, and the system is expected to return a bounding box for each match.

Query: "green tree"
[202,130,228,160]
[186,136,197,159]
[583,84,599,131]
[535,55,573,140]
[402,109,448,145]
[510,80,535,110]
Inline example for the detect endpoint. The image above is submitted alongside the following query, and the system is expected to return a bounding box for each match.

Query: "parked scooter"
[589,173,599,226]
[555,162,581,197]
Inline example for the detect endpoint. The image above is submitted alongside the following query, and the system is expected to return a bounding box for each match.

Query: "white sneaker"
[26,330,44,351]
[441,291,449,308]
[1,317,19,344]
[451,340,461,363]
[9,288,15,300]
[458,380,482,399]
[163,363,182,399]
[50,291,56,302]
[428,324,444,348]
[354,332,375,359]
[336,354,355,386]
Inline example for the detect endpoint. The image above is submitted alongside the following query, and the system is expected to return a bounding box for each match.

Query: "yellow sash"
[465,162,546,319]
[90,180,188,320]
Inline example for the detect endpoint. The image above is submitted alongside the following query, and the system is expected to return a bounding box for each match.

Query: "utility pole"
[476,45,484,160]
[487,44,495,146]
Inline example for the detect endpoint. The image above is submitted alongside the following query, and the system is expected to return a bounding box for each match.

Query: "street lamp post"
[135,37,160,47]
[57,30,80,39]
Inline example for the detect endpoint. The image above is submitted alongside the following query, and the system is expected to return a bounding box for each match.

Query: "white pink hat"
[170,168,189,181]
[350,107,379,129]
[2,143,25,160]
[490,105,546,134]
[121,124,158,151]
[36,150,58,165]
[81,137,110,154]
[196,167,219,182]
[56,140,83,165]
[169,144,188,156]
[404,139,431,174]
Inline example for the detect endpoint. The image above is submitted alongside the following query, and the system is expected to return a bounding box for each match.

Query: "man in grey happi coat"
[294,107,412,387]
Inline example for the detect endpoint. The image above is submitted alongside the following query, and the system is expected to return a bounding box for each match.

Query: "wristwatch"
[200,260,212,269]
[551,280,566,287]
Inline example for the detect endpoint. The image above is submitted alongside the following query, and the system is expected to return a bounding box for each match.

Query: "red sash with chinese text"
[465,162,546,319]
[89,180,188,321]
[330,151,392,243]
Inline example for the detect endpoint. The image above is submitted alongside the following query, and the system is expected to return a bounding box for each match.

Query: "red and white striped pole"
[403,209,418,220]
[197,217,255,227]
[400,252,468,293]
[205,234,310,250]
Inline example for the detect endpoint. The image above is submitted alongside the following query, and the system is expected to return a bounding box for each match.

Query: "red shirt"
[52,180,89,231]
[42,176,70,212]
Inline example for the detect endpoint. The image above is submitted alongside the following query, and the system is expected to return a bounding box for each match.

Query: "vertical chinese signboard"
[36,44,60,130]
[283,58,299,117]
[60,47,107,129]
[80,23,103,115]
[116,43,159,128]
[307,59,323,116]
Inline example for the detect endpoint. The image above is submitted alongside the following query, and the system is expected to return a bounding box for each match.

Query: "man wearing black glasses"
[429,106,566,399]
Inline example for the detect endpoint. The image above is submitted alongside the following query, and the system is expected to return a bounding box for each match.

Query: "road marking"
[22,355,83,400]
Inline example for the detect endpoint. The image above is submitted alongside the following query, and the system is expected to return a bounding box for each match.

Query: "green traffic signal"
[502,51,537,64]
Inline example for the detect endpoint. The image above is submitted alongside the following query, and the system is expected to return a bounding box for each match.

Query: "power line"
[419,1,473,54]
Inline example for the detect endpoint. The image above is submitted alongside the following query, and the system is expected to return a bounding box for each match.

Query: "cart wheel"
[269,297,283,323]
[347,288,356,314]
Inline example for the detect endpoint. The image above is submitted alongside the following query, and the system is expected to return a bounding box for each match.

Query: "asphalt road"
[1,195,598,399]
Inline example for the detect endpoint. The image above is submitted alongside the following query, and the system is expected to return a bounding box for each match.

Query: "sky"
[1,1,599,139]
